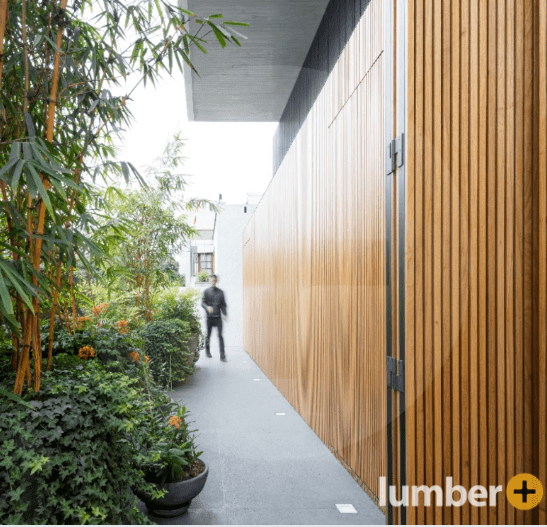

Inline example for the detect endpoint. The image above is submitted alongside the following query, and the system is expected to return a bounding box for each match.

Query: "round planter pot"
[135,462,209,518]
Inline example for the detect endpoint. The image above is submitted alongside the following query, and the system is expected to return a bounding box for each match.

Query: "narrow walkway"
[138,346,385,525]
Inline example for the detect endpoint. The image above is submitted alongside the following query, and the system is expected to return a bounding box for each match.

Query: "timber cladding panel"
[405,0,547,524]
[243,0,386,510]
[243,0,547,523]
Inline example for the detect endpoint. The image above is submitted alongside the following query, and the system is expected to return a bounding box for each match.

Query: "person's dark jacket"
[201,287,227,318]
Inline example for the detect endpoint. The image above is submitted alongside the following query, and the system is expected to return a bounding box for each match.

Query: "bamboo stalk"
[0,0,8,93]
[69,266,76,332]
[14,313,34,395]
[32,305,41,392]
[46,0,68,142]
[11,336,18,370]
[47,262,62,370]
[21,0,29,113]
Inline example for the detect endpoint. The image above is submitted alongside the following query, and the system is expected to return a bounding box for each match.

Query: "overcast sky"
[114,70,278,206]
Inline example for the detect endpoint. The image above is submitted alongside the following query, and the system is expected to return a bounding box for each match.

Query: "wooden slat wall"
[243,0,387,509]
[405,0,546,524]
[539,0,547,523]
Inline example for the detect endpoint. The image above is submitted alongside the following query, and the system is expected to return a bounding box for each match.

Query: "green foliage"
[0,0,248,393]
[144,405,203,485]
[48,322,138,365]
[80,284,142,326]
[154,286,202,335]
[140,319,195,388]
[0,358,166,524]
[93,135,219,322]
[197,270,210,283]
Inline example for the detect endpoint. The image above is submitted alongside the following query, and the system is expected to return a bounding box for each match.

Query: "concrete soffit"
[183,0,331,122]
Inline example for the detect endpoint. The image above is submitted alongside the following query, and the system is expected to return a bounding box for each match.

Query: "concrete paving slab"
[137,346,386,525]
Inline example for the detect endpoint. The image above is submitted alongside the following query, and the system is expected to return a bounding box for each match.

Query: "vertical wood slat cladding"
[243,0,386,509]
[405,0,546,523]
[539,0,547,523]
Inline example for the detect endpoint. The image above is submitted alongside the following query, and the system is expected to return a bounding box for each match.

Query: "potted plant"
[197,270,210,283]
[134,404,209,517]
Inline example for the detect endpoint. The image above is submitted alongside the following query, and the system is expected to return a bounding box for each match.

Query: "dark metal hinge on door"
[387,356,405,392]
[386,133,405,175]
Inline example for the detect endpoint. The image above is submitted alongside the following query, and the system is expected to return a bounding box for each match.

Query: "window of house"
[198,253,214,274]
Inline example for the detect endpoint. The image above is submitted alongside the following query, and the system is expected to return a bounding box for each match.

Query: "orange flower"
[144,356,150,363]
[168,416,182,429]
[92,303,109,318]
[116,319,129,334]
[77,316,92,329]
[78,346,96,360]
[129,351,140,363]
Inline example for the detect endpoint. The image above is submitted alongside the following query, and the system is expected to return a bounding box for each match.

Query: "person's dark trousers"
[206,317,225,358]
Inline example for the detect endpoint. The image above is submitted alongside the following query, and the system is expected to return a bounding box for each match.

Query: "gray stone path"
[137,346,386,525]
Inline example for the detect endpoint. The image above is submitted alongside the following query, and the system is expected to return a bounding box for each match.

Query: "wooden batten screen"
[538,0,547,523]
[243,0,386,510]
[405,0,547,524]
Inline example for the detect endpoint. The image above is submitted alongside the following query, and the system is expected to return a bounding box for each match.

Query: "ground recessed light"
[253,378,260,381]
[336,504,357,514]
[275,412,286,416]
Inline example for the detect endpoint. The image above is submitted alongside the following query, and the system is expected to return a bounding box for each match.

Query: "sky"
[114,71,278,206]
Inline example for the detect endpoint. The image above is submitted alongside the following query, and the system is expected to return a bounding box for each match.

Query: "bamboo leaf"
[0,260,35,312]
[223,21,250,27]
[223,26,248,40]
[11,160,24,189]
[207,22,227,48]
[9,141,21,162]
[120,162,130,183]
[24,112,36,138]
[0,157,19,177]
[178,8,196,17]
[0,275,14,315]
[188,35,207,54]
[27,165,54,217]
[179,50,198,75]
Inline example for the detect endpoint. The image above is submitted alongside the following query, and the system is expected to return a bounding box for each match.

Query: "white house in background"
[178,208,216,285]
[176,193,261,347]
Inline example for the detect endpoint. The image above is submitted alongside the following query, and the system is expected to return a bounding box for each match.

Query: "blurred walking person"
[201,274,228,362]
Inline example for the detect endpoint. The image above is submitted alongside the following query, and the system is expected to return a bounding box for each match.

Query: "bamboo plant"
[0,0,248,395]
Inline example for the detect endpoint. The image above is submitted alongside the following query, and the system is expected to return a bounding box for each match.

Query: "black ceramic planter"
[135,462,209,518]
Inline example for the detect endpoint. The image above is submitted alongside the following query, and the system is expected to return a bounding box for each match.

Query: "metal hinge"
[386,133,405,175]
[387,356,405,392]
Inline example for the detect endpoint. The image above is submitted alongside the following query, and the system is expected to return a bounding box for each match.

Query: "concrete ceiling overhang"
[183,0,330,122]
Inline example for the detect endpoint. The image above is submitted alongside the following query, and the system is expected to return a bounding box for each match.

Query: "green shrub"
[79,285,146,329]
[154,287,202,335]
[47,322,140,365]
[139,319,195,388]
[0,358,165,524]
[197,270,210,283]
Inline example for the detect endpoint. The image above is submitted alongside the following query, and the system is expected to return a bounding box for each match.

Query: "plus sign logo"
[506,474,543,510]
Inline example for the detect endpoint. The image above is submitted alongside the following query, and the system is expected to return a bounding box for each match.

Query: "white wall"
[212,203,257,347]
[177,247,192,286]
